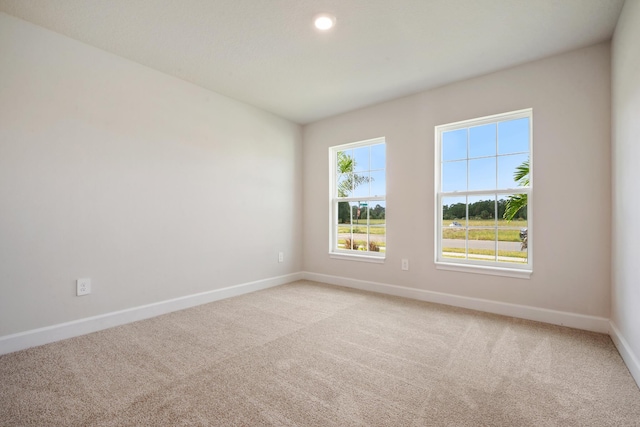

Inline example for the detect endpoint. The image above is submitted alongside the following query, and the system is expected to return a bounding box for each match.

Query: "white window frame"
[329,137,386,263]
[434,109,533,278]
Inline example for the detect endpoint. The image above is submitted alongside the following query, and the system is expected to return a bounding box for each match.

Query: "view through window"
[435,109,532,271]
[330,138,386,258]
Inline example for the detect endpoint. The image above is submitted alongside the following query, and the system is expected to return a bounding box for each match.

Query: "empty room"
[1,0,639,425]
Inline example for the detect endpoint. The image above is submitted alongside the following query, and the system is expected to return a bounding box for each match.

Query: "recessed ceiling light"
[314,13,336,31]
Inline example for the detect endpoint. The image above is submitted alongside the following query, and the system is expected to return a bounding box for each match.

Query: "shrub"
[343,238,359,251]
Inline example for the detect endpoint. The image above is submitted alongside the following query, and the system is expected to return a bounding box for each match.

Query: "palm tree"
[503,159,529,221]
[336,151,372,226]
[336,151,371,197]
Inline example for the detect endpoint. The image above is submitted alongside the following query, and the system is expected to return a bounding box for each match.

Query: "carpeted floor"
[1,280,639,426]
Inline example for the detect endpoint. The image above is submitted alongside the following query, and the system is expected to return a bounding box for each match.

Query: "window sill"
[435,261,531,279]
[329,252,386,263]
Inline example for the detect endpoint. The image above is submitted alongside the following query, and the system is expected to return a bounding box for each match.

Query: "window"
[435,109,532,277]
[330,138,386,261]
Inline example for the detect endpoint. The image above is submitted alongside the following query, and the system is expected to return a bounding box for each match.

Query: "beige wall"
[0,13,302,336]
[612,0,640,372]
[303,43,611,318]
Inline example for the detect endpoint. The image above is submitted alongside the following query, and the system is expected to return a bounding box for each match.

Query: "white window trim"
[434,109,533,277]
[329,137,386,261]
[329,252,386,263]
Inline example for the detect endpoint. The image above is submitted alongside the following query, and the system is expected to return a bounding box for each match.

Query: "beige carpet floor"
[1,280,639,426]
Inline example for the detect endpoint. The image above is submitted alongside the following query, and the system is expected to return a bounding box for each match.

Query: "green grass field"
[338,219,386,235]
[338,219,528,249]
[443,219,527,242]
[338,219,527,241]
[455,219,527,227]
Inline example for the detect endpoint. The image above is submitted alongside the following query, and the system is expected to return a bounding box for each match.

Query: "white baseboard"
[302,272,610,334]
[0,272,303,356]
[609,321,640,389]
[0,271,616,359]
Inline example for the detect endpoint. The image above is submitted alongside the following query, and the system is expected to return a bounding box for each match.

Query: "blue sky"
[338,143,386,197]
[337,116,529,199]
[442,117,529,192]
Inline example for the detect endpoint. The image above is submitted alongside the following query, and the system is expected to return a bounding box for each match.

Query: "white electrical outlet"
[401,259,409,271]
[77,278,91,296]
[278,252,284,263]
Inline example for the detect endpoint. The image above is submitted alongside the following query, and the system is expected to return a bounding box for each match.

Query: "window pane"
[442,160,467,192]
[442,196,466,258]
[469,123,496,158]
[355,201,368,224]
[353,146,370,172]
[337,173,353,197]
[336,199,354,249]
[500,193,528,221]
[442,129,467,161]
[497,228,528,264]
[370,170,386,196]
[337,202,361,251]
[498,118,529,155]
[468,228,496,261]
[468,195,496,221]
[371,144,385,170]
[442,196,466,224]
[371,234,385,253]
[370,201,386,221]
[352,225,368,251]
[498,154,529,189]
[338,230,357,250]
[352,201,371,251]
[468,195,497,261]
[350,201,361,224]
[337,201,351,224]
[498,241,529,264]
[369,201,385,253]
[337,150,353,173]
[442,227,466,259]
[336,225,347,248]
[468,157,496,191]
[352,172,371,197]
[498,194,527,262]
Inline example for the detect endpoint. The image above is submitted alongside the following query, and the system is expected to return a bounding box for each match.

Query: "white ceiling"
[0,0,625,124]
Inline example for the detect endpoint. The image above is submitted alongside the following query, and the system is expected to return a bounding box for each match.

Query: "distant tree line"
[338,202,386,224]
[443,199,527,221]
